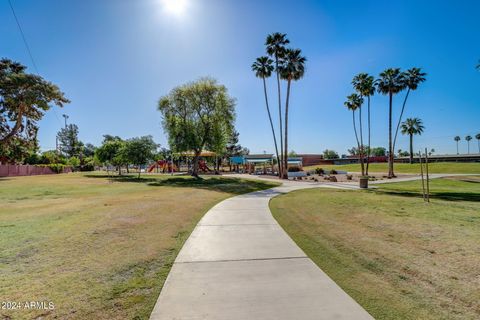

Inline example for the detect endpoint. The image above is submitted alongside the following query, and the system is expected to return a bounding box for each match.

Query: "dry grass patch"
[0,173,277,319]
[270,178,480,319]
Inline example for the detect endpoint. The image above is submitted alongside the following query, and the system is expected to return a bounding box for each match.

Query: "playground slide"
[199,161,212,172]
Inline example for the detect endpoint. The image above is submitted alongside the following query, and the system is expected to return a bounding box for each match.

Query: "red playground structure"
[148,160,177,173]
[198,160,212,173]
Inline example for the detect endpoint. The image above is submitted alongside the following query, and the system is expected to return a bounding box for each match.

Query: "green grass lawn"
[0,172,278,320]
[304,161,480,174]
[270,176,480,320]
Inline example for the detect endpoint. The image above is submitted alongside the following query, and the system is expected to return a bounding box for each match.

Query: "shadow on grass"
[84,174,277,195]
[374,189,480,202]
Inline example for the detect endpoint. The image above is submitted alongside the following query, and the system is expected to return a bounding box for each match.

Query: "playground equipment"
[148,160,177,173]
[199,160,212,172]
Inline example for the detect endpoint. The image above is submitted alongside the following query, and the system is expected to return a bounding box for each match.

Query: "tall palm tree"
[476,133,480,153]
[279,48,306,179]
[352,73,375,175]
[252,56,281,177]
[454,136,461,154]
[344,93,365,176]
[393,68,426,152]
[266,33,289,177]
[465,135,472,154]
[377,68,406,178]
[400,118,424,164]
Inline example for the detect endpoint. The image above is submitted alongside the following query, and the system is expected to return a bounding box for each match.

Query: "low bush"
[330,169,338,175]
[315,168,324,175]
[288,166,301,172]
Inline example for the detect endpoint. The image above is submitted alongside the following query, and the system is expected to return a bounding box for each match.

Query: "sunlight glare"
[161,0,188,17]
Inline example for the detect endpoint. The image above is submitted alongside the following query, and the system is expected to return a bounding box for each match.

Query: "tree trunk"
[192,151,200,177]
[263,77,281,177]
[0,104,24,145]
[366,96,371,176]
[393,88,410,152]
[282,79,292,179]
[275,56,284,178]
[352,110,363,175]
[138,164,141,178]
[358,98,365,176]
[456,142,459,155]
[388,92,395,178]
[409,134,414,164]
[478,140,480,153]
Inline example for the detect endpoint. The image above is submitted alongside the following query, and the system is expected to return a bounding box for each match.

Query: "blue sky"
[2,0,479,155]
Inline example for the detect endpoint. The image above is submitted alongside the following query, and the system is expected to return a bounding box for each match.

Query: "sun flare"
[161,0,188,16]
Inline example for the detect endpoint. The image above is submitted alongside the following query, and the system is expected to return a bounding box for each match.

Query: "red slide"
[199,160,211,172]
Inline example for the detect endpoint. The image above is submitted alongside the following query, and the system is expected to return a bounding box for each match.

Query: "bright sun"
[161,0,187,16]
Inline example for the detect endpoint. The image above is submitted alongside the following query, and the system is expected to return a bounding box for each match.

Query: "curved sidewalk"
[150,181,373,320]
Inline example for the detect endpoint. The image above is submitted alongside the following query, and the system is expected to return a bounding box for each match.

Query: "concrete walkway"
[150,180,373,320]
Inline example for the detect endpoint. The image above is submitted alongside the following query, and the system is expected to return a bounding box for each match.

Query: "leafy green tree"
[371,147,386,156]
[266,33,289,177]
[223,129,248,171]
[393,68,426,153]
[344,93,365,175]
[95,139,125,175]
[57,124,82,158]
[252,56,281,176]
[67,156,81,169]
[83,143,96,158]
[352,73,375,175]
[377,68,406,178]
[39,150,65,164]
[279,48,306,179]
[323,149,339,159]
[0,135,38,164]
[0,59,69,147]
[400,117,425,164]
[121,136,158,178]
[465,135,472,154]
[454,136,461,154]
[158,78,235,177]
[476,133,480,153]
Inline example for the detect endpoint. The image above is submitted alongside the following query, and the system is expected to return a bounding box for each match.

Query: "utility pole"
[62,114,69,129]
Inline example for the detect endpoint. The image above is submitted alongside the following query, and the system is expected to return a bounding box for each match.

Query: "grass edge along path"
[270,177,480,320]
[0,173,279,320]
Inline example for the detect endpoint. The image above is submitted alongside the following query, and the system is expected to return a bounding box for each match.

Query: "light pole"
[62,114,69,129]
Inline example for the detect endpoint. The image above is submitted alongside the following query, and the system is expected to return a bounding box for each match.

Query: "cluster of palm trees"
[252,33,306,179]
[454,134,480,154]
[344,68,427,178]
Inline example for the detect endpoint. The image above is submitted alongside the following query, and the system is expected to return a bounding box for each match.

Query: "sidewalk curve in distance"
[150,181,374,320]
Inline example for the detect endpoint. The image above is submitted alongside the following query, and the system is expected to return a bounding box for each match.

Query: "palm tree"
[454,136,461,154]
[465,135,472,154]
[393,68,426,152]
[352,73,375,175]
[344,93,365,176]
[400,118,424,164]
[377,68,406,178]
[279,48,306,179]
[252,57,281,177]
[266,33,289,177]
[476,133,480,153]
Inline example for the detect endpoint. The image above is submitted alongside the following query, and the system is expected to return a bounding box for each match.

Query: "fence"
[0,165,72,177]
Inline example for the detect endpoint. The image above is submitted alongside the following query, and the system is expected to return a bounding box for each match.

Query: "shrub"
[330,169,338,175]
[346,174,353,180]
[288,166,301,172]
[315,168,324,175]
[46,163,66,173]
